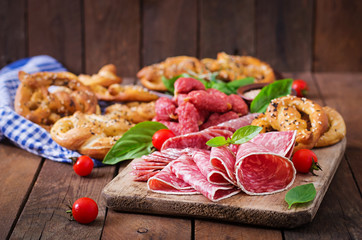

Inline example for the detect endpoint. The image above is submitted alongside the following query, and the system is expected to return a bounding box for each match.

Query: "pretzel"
[137,56,206,91]
[78,64,122,87]
[104,101,156,123]
[14,71,99,130]
[315,106,346,147]
[79,64,158,102]
[50,111,135,160]
[201,52,275,83]
[251,96,329,152]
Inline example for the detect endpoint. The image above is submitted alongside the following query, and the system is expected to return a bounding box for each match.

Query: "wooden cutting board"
[102,138,346,228]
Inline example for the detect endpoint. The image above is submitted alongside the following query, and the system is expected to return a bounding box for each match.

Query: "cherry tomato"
[71,197,98,224]
[292,79,309,97]
[292,149,322,175]
[152,129,176,150]
[73,155,94,176]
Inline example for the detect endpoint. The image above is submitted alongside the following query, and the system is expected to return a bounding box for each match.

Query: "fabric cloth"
[0,55,103,166]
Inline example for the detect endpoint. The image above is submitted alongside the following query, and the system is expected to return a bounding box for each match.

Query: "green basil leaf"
[102,121,167,165]
[206,136,228,147]
[161,75,177,94]
[231,125,263,145]
[226,77,255,92]
[285,183,316,209]
[209,82,234,95]
[250,79,293,113]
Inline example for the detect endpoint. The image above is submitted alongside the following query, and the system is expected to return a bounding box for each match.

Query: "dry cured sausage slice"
[192,150,232,185]
[249,131,296,159]
[161,127,233,151]
[148,163,199,194]
[161,114,258,151]
[170,155,240,201]
[210,146,237,185]
[235,142,296,195]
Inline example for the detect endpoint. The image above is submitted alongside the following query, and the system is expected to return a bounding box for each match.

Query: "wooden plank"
[0,0,26,68]
[103,212,191,240]
[199,0,255,58]
[195,220,282,239]
[256,0,314,72]
[284,156,362,240]
[84,0,141,77]
[0,142,42,240]
[142,0,197,66]
[314,0,362,72]
[10,160,115,239]
[102,161,192,239]
[28,0,82,73]
[102,138,346,228]
[283,72,362,239]
[314,73,362,189]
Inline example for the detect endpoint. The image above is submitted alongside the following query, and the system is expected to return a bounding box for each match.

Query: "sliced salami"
[210,146,237,185]
[147,163,199,195]
[192,149,231,185]
[235,141,296,195]
[250,131,296,159]
[161,126,233,151]
[170,154,240,202]
[217,113,260,131]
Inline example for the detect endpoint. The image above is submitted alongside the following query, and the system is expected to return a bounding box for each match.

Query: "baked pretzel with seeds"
[50,111,134,160]
[14,71,99,130]
[251,96,329,152]
[79,64,158,102]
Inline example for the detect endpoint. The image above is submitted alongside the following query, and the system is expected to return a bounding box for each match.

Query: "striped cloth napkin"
[0,55,103,166]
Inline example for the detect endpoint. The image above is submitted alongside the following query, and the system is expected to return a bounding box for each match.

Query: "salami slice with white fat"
[148,163,199,194]
[210,146,237,185]
[161,114,258,151]
[170,154,240,201]
[250,131,296,158]
[192,149,232,185]
[235,141,296,195]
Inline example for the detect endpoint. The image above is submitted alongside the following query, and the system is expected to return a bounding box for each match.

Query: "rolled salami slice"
[250,131,296,159]
[235,141,296,195]
[171,154,240,202]
[210,146,237,185]
[148,163,199,194]
[192,149,231,185]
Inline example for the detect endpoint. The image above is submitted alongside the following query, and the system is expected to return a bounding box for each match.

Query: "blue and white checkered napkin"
[0,55,103,166]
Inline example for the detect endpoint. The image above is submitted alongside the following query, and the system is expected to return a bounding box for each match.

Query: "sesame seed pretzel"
[14,71,99,130]
[137,56,206,91]
[50,111,135,160]
[315,106,346,147]
[251,96,329,152]
[79,64,158,102]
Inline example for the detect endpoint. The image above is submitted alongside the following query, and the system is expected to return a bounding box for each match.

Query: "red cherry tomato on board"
[152,129,176,151]
[73,155,94,176]
[292,79,309,97]
[71,197,98,224]
[292,149,322,175]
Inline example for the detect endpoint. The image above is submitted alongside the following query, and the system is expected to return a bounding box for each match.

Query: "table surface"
[1,72,361,240]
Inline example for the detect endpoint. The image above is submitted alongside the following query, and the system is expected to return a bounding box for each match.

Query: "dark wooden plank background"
[1,0,361,75]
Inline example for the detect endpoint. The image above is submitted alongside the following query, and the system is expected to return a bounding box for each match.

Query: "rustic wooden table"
[1,72,361,240]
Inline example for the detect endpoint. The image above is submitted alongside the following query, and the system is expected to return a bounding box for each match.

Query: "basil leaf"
[226,77,255,92]
[162,75,177,93]
[206,136,228,147]
[250,79,293,113]
[209,82,234,95]
[231,125,263,145]
[102,121,167,165]
[285,183,316,209]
